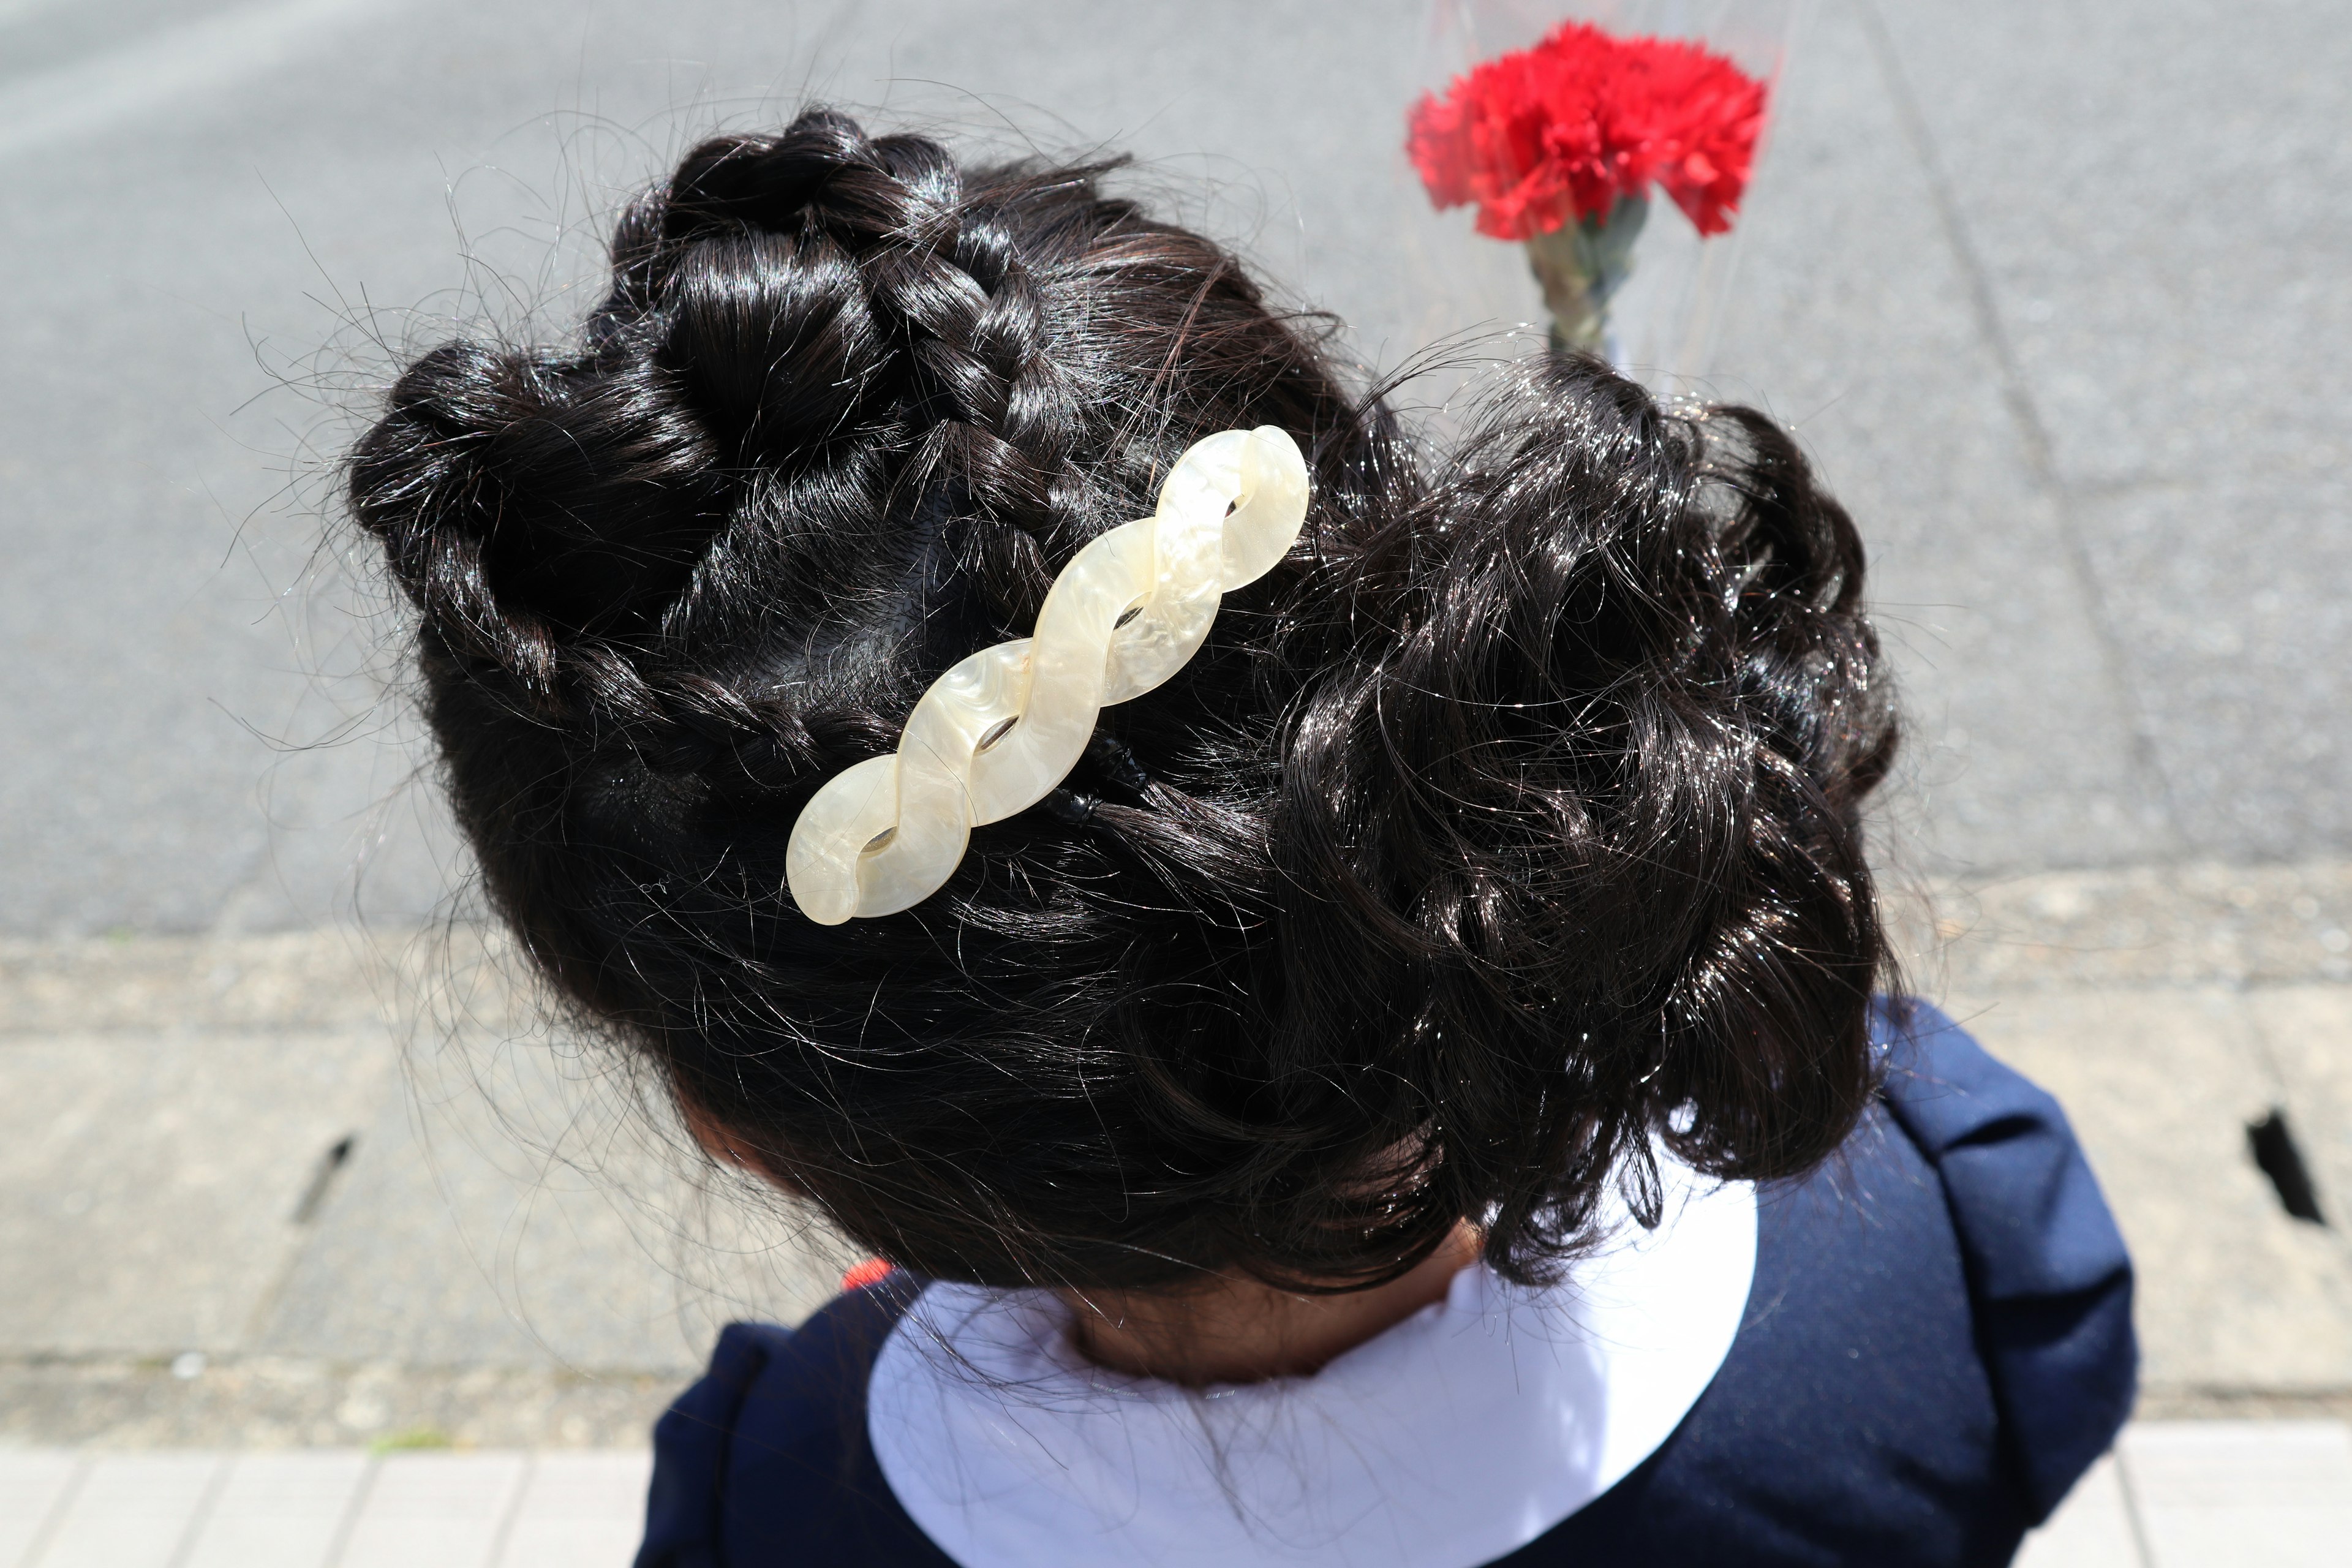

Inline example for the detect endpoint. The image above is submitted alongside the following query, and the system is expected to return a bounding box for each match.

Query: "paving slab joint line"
[2107,1443,2159,1568]
[479,1452,537,1568]
[17,1454,86,1568]
[315,1451,382,1568]
[158,1454,233,1568]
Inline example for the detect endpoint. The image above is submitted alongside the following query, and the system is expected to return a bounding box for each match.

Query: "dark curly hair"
[349,108,1898,1295]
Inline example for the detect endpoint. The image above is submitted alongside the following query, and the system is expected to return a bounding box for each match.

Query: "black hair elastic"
[1088,734,1152,797]
[1042,787,1099,824]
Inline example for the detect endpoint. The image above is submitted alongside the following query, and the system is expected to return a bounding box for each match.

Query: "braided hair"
[351,109,1898,1293]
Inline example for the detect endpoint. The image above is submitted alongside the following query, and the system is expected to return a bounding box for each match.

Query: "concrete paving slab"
[2122,1420,2352,1568]
[0,925,848,1380]
[336,1450,528,1568]
[20,1430,2352,1568]
[0,1449,651,1568]
[250,1023,840,1375]
[2247,987,2352,1231]
[0,1453,78,1568]
[1953,988,2352,1394]
[9,888,2352,1441]
[0,1028,392,1357]
[28,1450,222,1568]
[497,1452,652,1568]
[178,1450,372,1568]
[2015,1455,2142,1568]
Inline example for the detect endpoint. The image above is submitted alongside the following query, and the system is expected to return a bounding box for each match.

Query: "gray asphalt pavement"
[3,0,2346,937]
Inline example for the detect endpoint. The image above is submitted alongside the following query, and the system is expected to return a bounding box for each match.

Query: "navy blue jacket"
[637,1003,2136,1566]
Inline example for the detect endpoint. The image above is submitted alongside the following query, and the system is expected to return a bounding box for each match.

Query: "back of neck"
[1059,1222,1484,1385]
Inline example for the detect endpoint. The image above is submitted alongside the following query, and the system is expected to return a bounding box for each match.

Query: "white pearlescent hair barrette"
[785,425,1311,924]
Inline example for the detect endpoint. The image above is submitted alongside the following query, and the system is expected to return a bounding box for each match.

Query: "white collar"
[866,1156,1757,1568]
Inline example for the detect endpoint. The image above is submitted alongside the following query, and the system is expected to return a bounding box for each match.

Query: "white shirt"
[867,1155,1758,1568]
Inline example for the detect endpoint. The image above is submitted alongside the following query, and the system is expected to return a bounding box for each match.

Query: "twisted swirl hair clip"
[785,426,1310,924]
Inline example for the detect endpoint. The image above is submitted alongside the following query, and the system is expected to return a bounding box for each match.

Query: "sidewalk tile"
[1956,990,2352,1390]
[0,1028,390,1358]
[335,1450,527,1568]
[251,1034,837,1377]
[2016,1454,2143,1568]
[179,1450,370,1568]
[29,1452,221,1568]
[0,1452,80,1568]
[496,1451,651,1568]
[2123,1420,2352,1568]
[2247,987,2352,1227]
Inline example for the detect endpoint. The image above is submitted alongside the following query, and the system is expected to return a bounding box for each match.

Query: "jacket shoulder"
[636,1280,950,1567]
[1875,998,2139,1521]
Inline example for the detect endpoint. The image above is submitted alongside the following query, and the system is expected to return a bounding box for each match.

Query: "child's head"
[352,109,1896,1296]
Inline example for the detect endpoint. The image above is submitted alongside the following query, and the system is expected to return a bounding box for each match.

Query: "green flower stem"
[1525,194,1649,354]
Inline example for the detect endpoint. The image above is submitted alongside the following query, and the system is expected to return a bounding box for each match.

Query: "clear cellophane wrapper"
[1408,0,1801,392]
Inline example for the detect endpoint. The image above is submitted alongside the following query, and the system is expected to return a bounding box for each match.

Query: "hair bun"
[352,115,1894,1300]
[653,227,879,451]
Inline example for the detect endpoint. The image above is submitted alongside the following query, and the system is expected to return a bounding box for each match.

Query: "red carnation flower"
[1408,21,1767,240]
